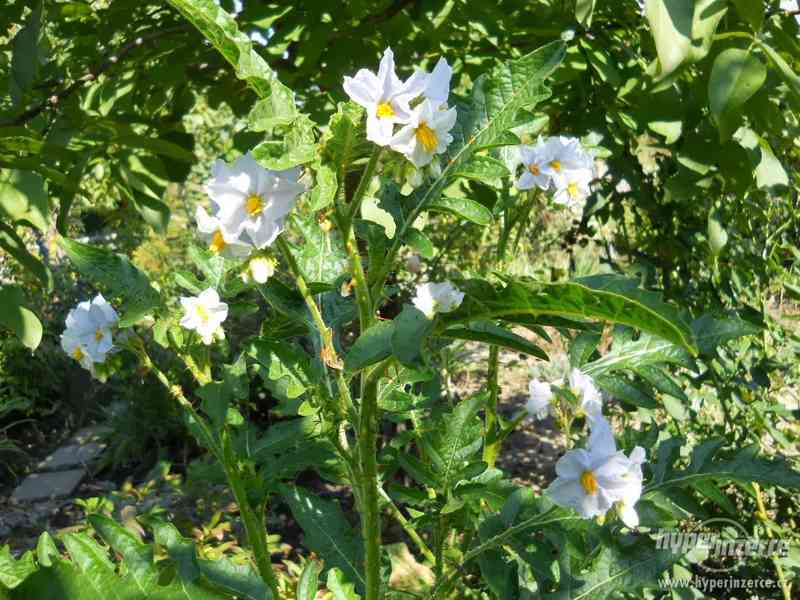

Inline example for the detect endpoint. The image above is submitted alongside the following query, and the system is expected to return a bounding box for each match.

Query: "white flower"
[180,288,229,345]
[526,379,554,419]
[343,47,427,146]
[195,206,252,258]
[205,153,305,249]
[516,139,552,191]
[567,368,603,418]
[412,281,464,319]
[781,1,800,24]
[389,99,457,168]
[61,294,119,369]
[616,446,646,528]
[246,256,276,284]
[547,416,644,521]
[540,136,594,179]
[424,57,452,107]
[552,168,593,208]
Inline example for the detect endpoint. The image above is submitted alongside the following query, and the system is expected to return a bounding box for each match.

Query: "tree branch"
[2,25,190,127]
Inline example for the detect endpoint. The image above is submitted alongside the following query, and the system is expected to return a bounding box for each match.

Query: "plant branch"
[3,25,190,127]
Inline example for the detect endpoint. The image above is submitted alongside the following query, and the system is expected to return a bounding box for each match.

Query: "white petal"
[554,448,592,479]
[343,73,378,107]
[424,57,452,104]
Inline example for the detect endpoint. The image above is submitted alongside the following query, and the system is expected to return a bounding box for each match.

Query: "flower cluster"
[344,48,456,168]
[530,368,645,527]
[198,153,305,255]
[60,294,119,375]
[412,281,464,319]
[516,136,594,209]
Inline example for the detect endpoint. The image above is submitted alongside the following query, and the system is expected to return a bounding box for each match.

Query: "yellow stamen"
[567,182,579,199]
[95,328,104,342]
[580,470,598,495]
[376,102,395,118]
[196,304,210,323]
[209,230,227,253]
[529,163,541,176]
[415,122,438,153]
[245,193,264,216]
[72,347,85,362]
[550,159,562,172]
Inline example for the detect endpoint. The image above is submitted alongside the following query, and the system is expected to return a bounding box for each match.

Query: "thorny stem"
[275,236,356,421]
[379,487,436,564]
[482,345,501,468]
[359,374,382,600]
[138,346,280,598]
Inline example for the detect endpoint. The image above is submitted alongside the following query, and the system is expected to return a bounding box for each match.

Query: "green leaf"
[35,532,59,568]
[296,561,322,600]
[426,197,493,226]
[595,374,657,409]
[247,339,318,401]
[89,514,158,594]
[440,321,548,360]
[9,1,44,107]
[647,441,800,493]
[280,485,365,591]
[644,0,693,78]
[391,305,434,368]
[344,320,394,372]
[709,49,767,141]
[423,392,485,491]
[0,222,50,288]
[0,286,42,350]
[61,238,163,327]
[326,568,362,600]
[755,40,800,111]
[165,0,277,99]
[690,313,760,355]
[0,169,49,231]
[540,542,678,599]
[0,547,36,589]
[441,275,697,355]
[575,0,596,26]
[730,0,763,30]
[733,126,789,189]
[451,155,509,188]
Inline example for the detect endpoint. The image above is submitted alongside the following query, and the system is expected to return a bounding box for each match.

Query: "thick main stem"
[359,375,382,600]
[482,345,501,468]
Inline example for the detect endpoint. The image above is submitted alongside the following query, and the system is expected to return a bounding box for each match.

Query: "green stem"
[431,510,579,600]
[379,487,435,564]
[359,374,382,600]
[275,236,356,421]
[482,345,501,468]
[139,348,280,598]
[346,147,383,228]
[222,433,281,599]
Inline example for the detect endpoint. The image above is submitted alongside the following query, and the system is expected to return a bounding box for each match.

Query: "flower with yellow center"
[547,416,644,521]
[180,288,228,345]
[195,206,251,258]
[343,47,427,146]
[376,102,395,118]
[206,154,305,250]
[389,99,457,168]
[61,293,118,375]
[516,138,552,191]
[549,159,562,173]
[245,193,264,217]
[553,169,593,208]
[580,470,598,495]
[415,122,438,153]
